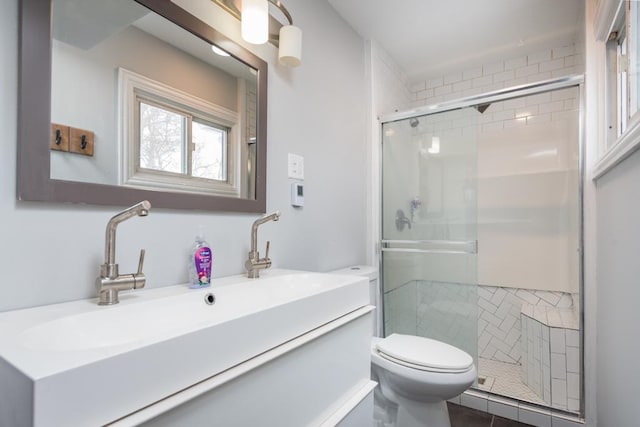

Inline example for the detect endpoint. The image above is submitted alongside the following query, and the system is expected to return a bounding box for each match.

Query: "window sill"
[592,118,640,181]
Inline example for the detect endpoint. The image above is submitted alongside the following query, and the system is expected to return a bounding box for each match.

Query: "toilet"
[331,266,477,427]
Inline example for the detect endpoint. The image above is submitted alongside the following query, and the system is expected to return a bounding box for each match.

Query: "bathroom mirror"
[17,0,268,212]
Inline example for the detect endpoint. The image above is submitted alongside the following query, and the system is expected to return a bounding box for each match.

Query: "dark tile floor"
[448,403,533,427]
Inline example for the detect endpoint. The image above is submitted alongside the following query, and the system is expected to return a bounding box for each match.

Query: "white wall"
[594,149,640,426]
[0,0,367,313]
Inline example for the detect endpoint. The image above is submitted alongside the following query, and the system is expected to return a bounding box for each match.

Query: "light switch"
[288,153,304,180]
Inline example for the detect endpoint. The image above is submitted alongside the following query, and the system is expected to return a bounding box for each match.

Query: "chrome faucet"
[96,201,151,305]
[245,211,280,278]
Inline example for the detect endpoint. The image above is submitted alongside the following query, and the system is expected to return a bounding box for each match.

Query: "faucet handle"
[137,249,146,275]
[264,241,270,260]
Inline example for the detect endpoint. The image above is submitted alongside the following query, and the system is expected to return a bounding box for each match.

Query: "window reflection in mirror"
[50,0,258,199]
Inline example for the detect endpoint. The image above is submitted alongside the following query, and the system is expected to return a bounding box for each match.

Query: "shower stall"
[379,76,583,415]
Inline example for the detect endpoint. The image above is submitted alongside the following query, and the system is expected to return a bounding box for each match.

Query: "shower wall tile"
[406,42,584,116]
[528,49,552,64]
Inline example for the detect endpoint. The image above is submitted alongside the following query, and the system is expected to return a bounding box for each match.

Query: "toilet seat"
[375,334,473,374]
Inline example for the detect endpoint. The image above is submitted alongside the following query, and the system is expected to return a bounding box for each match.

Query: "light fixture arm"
[267,0,293,25]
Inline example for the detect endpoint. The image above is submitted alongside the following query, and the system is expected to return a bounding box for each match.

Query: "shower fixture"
[409,117,420,128]
[473,103,491,114]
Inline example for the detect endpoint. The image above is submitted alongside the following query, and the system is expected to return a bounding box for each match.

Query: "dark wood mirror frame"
[17,0,268,212]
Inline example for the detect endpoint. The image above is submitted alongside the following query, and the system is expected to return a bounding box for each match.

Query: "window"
[605,0,640,149]
[119,68,243,197]
[138,100,228,181]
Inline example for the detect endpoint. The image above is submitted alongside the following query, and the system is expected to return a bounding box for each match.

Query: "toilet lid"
[376,334,473,372]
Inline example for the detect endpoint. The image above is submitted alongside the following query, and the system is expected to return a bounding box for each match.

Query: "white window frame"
[594,0,640,178]
[118,68,241,197]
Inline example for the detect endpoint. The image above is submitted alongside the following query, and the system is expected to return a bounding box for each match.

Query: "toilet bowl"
[329,266,476,427]
[371,334,476,427]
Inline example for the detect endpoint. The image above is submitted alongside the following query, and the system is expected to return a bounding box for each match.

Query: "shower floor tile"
[477,358,545,405]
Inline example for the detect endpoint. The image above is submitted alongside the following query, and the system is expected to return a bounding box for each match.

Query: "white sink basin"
[0,269,369,427]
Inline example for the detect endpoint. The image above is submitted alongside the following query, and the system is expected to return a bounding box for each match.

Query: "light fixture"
[213,0,302,67]
[211,45,230,57]
[241,0,269,44]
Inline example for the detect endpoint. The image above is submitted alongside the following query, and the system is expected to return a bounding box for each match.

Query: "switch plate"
[288,153,304,180]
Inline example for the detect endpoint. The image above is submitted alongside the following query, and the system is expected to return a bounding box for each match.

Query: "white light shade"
[278,25,302,67]
[241,0,269,44]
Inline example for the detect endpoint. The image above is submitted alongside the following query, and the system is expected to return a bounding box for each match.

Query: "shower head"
[473,103,491,114]
[409,117,419,128]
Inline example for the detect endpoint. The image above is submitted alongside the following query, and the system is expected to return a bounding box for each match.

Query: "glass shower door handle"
[381,239,478,255]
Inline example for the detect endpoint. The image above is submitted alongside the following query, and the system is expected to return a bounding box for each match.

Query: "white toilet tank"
[330,265,381,336]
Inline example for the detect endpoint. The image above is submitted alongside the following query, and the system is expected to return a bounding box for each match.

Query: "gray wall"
[595,148,640,426]
[0,0,367,312]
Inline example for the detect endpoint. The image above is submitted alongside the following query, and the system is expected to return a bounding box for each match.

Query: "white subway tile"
[552,87,577,101]
[516,64,540,77]
[553,67,576,78]
[504,97,526,109]
[461,391,488,412]
[551,353,567,379]
[444,71,463,84]
[539,100,565,114]
[568,398,580,412]
[529,71,552,82]
[488,397,518,420]
[410,81,426,92]
[567,372,580,399]
[434,84,452,96]
[553,45,576,59]
[528,49,552,64]
[516,289,540,305]
[483,61,504,75]
[493,110,516,121]
[453,79,472,92]
[486,324,508,341]
[565,330,579,347]
[463,87,483,97]
[563,55,577,67]
[493,69,515,83]
[505,56,527,70]
[472,75,493,87]
[490,287,507,306]
[463,67,483,80]
[527,113,551,125]
[519,405,552,427]
[510,76,529,86]
[540,58,565,73]
[566,346,580,373]
[503,118,526,128]
[552,378,567,406]
[550,328,566,353]
[442,92,461,102]
[482,122,503,132]
[526,92,552,105]
[426,77,443,89]
[551,413,582,427]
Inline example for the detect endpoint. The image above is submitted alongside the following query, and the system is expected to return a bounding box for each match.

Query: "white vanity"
[0,270,375,426]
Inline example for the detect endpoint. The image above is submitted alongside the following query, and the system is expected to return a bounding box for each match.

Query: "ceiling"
[327,0,585,82]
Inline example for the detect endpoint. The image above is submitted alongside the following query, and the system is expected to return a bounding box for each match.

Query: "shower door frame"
[377,74,586,418]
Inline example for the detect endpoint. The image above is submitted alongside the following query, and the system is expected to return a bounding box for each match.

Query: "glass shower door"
[381,107,479,369]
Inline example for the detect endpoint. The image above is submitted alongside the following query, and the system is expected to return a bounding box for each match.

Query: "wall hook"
[80,134,87,150]
[55,129,62,145]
